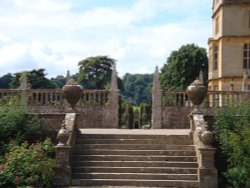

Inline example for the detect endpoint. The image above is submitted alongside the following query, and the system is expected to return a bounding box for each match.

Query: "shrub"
[0,139,56,188]
[0,96,40,155]
[214,103,250,188]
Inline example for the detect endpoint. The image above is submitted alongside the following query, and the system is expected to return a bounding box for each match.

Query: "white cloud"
[0,0,212,77]
[14,0,72,12]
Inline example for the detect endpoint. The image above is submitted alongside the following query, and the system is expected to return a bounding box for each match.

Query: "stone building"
[208,0,250,91]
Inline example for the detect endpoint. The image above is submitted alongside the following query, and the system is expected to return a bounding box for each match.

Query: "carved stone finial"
[19,72,30,90]
[62,78,82,110]
[66,70,71,82]
[187,78,207,113]
[57,120,70,146]
[199,71,204,85]
[111,63,118,91]
[153,65,160,91]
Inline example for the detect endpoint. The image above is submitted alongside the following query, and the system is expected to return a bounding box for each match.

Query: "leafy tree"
[215,103,250,188]
[50,75,66,88]
[161,44,208,90]
[11,69,55,89]
[0,73,13,88]
[77,56,115,89]
[122,73,153,106]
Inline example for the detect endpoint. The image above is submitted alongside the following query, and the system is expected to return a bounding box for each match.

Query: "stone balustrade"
[161,90,250,108]
[80,89,109,106]
[161,91,191,107]
[0,89,110,107]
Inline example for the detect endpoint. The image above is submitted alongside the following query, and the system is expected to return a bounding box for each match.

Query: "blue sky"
[0,0,212,78]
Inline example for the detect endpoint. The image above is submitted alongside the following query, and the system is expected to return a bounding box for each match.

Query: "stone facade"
[208,0,250,91]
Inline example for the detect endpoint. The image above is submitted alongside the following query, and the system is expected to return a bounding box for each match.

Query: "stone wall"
[161,107,214,129]
[30,104,119,130]
[36,113,65,131]
[77,106,119,128]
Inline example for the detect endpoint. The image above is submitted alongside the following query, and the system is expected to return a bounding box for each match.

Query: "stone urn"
[199,123,214,146]
[62,78,82,109]
[187,78,207,113]
[57,121,70,146]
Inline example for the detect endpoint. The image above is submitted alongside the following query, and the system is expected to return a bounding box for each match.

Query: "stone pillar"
[54,146,71,186]
[109,63,119,128]
[199,147,218,188]
[19,72,29,105]
[152,66,162,129]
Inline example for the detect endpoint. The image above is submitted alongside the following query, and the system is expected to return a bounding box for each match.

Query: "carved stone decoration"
[62,78,82,109]
[57,120,70,146]
[187,78,207,113]
[199,123,214,146]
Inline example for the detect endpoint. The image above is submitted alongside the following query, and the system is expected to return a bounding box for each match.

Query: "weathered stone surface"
[76,106,118,128]
[36,113,65,131]
[70,129,199,187]
[161,107,214,129]
[54,146,71,186]
[62,78,82,109]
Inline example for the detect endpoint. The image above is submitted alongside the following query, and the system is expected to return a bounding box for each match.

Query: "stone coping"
[79,129,191,136]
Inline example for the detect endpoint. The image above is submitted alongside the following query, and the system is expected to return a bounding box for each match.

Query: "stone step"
[72,155,197,162]
[72,166,198,174]
[71,173,198,181]
[71,179,199,187]
[71,161,198,168]
[73,149,196,156]
[76,138,193,145]
[74,144,195,150]
[78,134,191,140]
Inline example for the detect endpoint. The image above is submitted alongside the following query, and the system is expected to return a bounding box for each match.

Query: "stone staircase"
[71,129,199,187]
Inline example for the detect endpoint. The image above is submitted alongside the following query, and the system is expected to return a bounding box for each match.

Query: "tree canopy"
[11,69,55,89]
[160,44,208,90]
[0,73,13,89]
[77,56,115,89]
[121,73,153,106]
[50,75,66,88]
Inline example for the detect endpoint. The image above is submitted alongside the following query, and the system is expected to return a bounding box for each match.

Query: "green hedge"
[120,102,134,129]
[214,103,250,188]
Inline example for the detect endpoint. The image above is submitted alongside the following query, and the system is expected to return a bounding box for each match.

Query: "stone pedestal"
[54,146,71,186]
[199,147,218,188]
